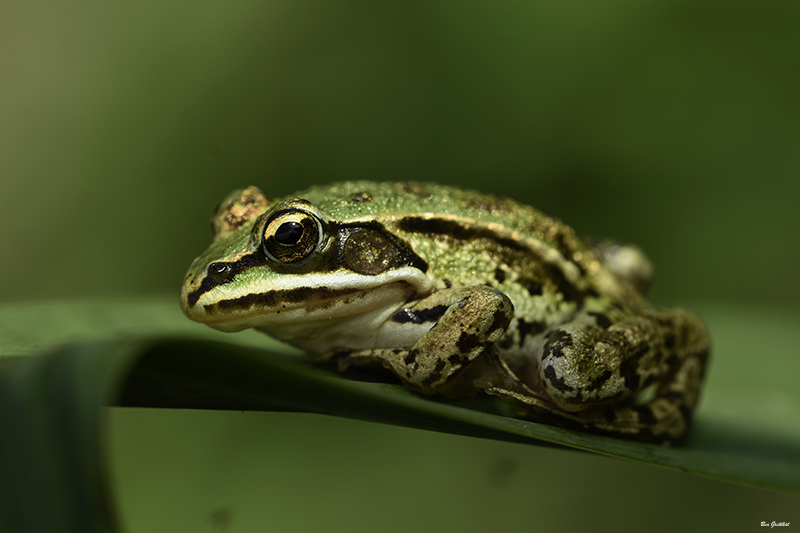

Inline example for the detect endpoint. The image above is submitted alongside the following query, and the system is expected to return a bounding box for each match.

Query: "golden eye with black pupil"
[262,209,323,264]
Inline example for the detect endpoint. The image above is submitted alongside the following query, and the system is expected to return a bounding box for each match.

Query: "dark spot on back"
[397,216,587,302]
[397,216,527,252]
[588,311,612,330]
[519,278,542,296]
[545,265,586,303]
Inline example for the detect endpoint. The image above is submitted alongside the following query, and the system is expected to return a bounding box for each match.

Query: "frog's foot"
[476,348,568,414]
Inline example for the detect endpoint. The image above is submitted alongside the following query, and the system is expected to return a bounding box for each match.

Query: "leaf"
[1,297,799,532]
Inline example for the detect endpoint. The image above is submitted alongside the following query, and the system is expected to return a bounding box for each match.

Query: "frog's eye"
[262,209,324,264]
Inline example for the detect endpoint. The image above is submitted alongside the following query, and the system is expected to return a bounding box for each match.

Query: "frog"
[180,181,710,443]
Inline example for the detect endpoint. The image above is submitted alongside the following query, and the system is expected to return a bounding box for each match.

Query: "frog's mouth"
[197,282,415,333]
[182,267,434,333]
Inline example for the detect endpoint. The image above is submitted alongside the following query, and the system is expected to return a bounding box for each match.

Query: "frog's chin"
[254,302,425,356]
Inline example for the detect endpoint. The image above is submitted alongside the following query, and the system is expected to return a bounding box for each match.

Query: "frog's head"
[179,187,432,335]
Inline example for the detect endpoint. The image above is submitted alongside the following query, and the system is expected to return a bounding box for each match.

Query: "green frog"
[180,181,710,442]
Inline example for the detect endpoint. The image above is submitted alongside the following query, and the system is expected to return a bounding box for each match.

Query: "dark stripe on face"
[188,219,429,308]
[205,286,357,314]
[186,252,266,307]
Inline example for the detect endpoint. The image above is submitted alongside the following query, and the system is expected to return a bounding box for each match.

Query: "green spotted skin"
[180,181,710,443]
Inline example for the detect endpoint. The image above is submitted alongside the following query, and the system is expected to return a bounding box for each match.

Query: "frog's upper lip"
[202,285,370,317]
[186,281,422,334]
[182,267,435,321]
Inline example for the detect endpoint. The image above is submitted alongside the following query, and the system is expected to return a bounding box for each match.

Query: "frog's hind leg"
[485,350,708,442]
[485,308,710,442]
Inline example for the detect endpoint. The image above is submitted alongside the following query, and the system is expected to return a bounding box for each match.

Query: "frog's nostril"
[208,262,230,275]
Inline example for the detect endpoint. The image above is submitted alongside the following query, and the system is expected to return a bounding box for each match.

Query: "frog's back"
[285,181,549,236]
[288,181,642,309]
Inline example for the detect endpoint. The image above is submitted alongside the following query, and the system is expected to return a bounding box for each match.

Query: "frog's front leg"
[338,286,514,398]
[488,306,710,441]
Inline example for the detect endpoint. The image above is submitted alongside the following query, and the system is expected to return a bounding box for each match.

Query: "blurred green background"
[2,1,798,531]
[3,0,799,305]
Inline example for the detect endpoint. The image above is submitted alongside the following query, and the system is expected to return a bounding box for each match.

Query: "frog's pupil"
[275,221,304,245]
